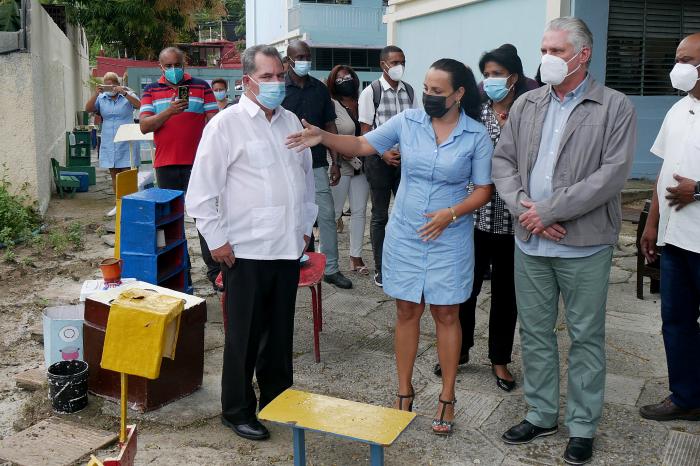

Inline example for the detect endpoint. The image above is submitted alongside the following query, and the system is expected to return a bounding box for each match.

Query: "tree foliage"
[225,0,245,38]
[57,0,227,60]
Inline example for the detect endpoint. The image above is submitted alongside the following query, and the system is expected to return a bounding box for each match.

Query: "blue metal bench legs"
[291,427,384,466]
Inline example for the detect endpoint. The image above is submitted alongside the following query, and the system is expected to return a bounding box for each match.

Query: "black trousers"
[364,156,400,274]
[459,229,518,365]
[221,258,300,423]
[155,164,192,191]
[156,165,220,284]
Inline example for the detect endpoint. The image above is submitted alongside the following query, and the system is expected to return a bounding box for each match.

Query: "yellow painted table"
[258,389,416,466]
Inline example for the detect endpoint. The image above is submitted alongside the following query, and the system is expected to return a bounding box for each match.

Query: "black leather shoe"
[502,419,558,445]
[433,354,469,376]
[221,416,270,441]
[563,437,593,465]
[640,396,700,421]
[492,366,516,392]
[324,272,352,289]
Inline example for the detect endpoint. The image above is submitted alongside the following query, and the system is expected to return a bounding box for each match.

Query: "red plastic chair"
[216,252,327,363]
[298,252,326,363]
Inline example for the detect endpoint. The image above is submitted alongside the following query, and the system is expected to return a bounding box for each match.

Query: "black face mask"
[422,92,455,118]
[336,80,356,97]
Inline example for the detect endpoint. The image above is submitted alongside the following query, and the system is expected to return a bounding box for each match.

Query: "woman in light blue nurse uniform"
[287,58,494,435]
[85,72,141,192]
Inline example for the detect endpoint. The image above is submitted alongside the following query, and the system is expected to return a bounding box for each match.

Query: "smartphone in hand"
[177,85,189,102]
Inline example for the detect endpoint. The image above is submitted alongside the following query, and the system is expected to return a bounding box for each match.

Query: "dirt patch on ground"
[0,173,672,465]
[0,179,118,442]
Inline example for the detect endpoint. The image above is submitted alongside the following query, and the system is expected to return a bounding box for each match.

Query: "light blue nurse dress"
[95,93,139,169]
[364,109,493,305]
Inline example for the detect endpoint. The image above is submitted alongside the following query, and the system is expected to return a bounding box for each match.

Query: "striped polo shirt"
[140,73,218,168]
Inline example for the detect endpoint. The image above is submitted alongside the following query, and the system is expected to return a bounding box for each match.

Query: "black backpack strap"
[371,80,382,128]
[404,82,414,105]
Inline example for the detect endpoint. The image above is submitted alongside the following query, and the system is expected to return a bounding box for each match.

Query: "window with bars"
[311,48,382,72]
[606,0,700,96]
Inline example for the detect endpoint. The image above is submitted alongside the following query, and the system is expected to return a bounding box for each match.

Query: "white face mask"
[670,62,700,92]
[385,64,404,82]
[539,50,581,86]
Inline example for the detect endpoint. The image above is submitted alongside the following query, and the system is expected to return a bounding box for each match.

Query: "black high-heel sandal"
[492,365,516,392]
[433,354,469,376]
[396,386,415,412]
[432,398,456,435]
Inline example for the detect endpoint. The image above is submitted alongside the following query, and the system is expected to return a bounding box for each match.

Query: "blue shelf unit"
[119,188,193,294]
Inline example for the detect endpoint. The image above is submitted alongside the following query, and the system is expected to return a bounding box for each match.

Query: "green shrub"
[0,176,41,246]
[3,247,16,263]
[67,221,84,250]
[48,230,70,255]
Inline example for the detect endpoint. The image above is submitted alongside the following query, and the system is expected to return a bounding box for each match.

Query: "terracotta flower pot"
[100,258,123,284]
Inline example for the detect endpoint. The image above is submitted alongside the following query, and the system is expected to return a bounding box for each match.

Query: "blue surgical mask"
[483,75,512,102]
[249,77,286,110]
[164,67,184,84]
[291,60,311,77]
[104,91,116,97]
[213,90,227,101]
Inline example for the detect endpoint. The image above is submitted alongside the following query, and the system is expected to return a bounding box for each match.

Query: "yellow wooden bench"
[258,389,416,466]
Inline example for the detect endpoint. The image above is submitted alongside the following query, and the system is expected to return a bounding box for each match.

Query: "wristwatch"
[694,181,700,201]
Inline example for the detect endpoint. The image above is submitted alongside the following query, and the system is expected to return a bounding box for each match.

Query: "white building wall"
[388,0,548,95]
[246,0,288,47]
[0,0,90,213]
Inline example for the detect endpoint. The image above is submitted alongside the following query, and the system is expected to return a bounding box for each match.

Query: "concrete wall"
[0,1,90,213]
[392,0,547,97]
[571,0,669,179]
[246,0,287,46]
[246,0,386,49]
[387,0,670,179]
[290,0,386,48]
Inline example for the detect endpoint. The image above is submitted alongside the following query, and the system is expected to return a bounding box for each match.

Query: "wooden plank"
[258,389,415,447]
[14,366,47,391]
[0,417,117,466]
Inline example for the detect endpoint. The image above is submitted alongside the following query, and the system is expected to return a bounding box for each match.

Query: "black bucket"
[47,360,88,413]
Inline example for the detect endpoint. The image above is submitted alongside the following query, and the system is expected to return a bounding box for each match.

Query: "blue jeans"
[313,167,339,275]
[660,244,700,409]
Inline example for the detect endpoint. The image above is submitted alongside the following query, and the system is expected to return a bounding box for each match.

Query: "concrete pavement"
[90,217,700,465]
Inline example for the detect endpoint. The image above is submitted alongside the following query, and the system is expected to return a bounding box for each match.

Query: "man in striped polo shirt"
[140,46,220,290]
[140,46,219,190]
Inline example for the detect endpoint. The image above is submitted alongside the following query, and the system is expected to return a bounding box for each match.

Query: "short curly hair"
[102,72,120,85]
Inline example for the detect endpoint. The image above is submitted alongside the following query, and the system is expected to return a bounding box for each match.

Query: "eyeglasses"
[335,76,353,84]
[162,63,183,69]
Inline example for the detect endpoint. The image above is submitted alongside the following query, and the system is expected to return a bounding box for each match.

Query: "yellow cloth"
[101,289,184,379]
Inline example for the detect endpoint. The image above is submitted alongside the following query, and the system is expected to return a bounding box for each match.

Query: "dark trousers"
[156,165,220,284]
[155,165,192,191]
[660,244,700,409]
[459,229,518,364]
[221,258,300,423]
[365,156,400,274]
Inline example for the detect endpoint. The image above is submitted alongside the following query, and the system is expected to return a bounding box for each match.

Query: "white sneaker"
[106,206,117,217]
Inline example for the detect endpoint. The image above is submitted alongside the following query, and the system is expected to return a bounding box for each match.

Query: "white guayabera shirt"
[651,93,700,254]
[186,94,318,260]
